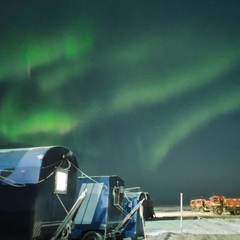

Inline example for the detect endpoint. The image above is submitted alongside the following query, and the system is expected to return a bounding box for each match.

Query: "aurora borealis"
[1,1,240,204]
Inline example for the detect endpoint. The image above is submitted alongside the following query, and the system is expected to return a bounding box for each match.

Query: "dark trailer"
[0,146,79,240]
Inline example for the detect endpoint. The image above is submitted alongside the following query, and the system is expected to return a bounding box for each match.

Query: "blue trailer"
[122,193,146,239]
[0,146,79,240]
[70,176,125,240]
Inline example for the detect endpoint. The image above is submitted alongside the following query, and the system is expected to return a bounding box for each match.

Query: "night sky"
[1,0,240,205]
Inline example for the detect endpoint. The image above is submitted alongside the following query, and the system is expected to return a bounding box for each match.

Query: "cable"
[71,161,108,189]
[56,194,69,215]
[0,158,67,187]
[0,175,27,187]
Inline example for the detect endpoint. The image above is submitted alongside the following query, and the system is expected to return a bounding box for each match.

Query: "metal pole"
[50,189,87,240]
[180,192,183,233]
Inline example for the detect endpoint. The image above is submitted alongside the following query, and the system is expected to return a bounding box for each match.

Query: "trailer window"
[54,168,68,194]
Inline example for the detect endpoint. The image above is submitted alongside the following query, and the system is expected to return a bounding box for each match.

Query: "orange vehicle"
[208,195,240,215]
[190,198,209,212]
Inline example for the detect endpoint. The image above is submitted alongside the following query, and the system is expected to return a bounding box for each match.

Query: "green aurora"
[0,11,240,165]
[1,0,240,204]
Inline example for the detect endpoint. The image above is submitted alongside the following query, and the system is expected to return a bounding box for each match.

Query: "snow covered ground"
[144,206,240,240]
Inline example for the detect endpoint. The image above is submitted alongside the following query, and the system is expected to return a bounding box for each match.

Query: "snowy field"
[144,206,240,240]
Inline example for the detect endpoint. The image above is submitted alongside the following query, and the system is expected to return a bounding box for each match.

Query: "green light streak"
[63,30,92,58]
[112,43,240,111]
[36,59,91,91]
[1,109,77,141]
[0,27,93,81]
[22,109,76,134]
[152,83,240,166]
[0,92,77,141]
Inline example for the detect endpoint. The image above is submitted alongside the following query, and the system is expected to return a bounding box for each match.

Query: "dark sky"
[1,0,240,205]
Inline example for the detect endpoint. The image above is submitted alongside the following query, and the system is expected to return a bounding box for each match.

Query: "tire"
[199,207,204,213]
[234,208,240,215]
[215,207,223,215]
[83,231,104,240]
